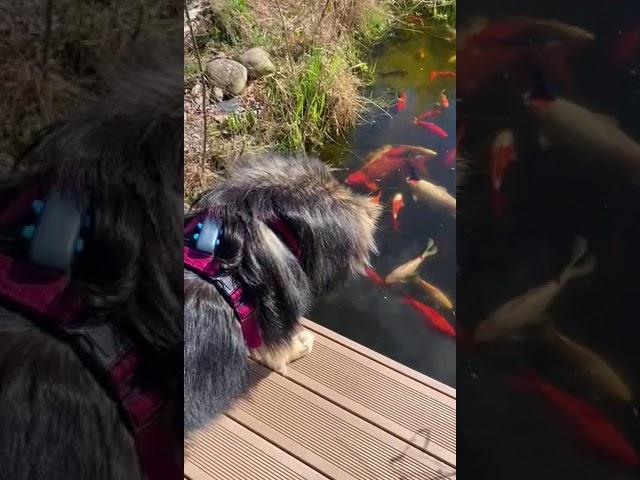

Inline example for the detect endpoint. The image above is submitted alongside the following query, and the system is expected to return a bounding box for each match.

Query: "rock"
[191,82,203,98]
[206,59,247,96]
[238,47,275,78]
[212,87,224,102]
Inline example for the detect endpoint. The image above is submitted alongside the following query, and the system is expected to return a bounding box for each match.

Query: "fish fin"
[423,238,438,257]
[560,236,597,283]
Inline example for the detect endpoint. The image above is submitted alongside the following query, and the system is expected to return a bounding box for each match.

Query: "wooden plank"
[228,363,455,480]
[302,318,456,398]
[285,331,456,466]
[185,415,329,480]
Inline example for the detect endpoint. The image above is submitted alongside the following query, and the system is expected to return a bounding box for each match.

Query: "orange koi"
[414,119,448,138]
[364,267,386,286]
[395,91,408,113]
[489,129,516,217]
[391,193,405,231]
[439,90,449,108]
[415,108,442,121]
[344,170,380,191]
[429,70,456,81]
[371,190,383,205]
[512,372,639,467]
[402,294,456,337]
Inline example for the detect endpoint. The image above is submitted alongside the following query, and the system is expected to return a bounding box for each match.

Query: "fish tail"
[560,236,597,283]
[422,238,438,258]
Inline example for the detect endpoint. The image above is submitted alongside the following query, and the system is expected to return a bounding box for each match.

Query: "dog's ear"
[197,154,381,296]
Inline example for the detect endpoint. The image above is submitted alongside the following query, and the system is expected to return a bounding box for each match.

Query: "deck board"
[185,321,456,479]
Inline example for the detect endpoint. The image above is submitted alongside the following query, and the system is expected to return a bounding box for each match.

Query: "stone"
[206,58,247,96]
[212,86,224,102]
[238,47,275,78]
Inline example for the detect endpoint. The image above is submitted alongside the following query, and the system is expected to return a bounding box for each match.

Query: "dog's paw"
[291,329,315,359]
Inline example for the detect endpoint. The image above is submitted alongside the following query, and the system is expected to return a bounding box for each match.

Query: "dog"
[0,43,183,479]
[184,153,381,432]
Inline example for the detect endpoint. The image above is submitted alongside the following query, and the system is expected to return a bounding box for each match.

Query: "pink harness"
[183,215,301,349]
[0,188,181,480]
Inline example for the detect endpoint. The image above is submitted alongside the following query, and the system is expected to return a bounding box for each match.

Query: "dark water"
[313,23,457,387]
[457,2,640,478]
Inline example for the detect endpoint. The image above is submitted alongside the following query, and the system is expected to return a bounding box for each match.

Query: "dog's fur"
[0,44,183,479]
[184,154,381,432]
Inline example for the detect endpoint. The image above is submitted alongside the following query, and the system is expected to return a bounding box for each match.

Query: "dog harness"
[183,215,302,349]
[0,187,180,480]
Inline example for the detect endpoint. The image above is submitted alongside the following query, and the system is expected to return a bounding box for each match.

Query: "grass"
[185,0,457,198]
[1,0,179,161]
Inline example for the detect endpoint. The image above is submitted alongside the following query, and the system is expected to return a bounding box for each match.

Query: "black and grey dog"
[184,154,381,432]
[0,44,183,479]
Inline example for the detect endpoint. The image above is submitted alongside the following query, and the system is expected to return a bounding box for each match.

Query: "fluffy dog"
[0,44,183,479]
[184,154,381,432]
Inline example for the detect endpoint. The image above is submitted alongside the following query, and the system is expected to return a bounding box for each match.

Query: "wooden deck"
[185,319,456,480]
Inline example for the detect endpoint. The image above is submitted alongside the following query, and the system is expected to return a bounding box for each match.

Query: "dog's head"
[0,41,183,384]
[189,154,381,344]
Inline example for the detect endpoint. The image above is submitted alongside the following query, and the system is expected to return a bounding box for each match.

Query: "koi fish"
[395,91,408,113]
[402,294,456,337]
[474,237,597,342]
[512,372,639,467]
[439,90,449,108]
[371,190,383,205]
[414,119,448,138]
[444,148,456,167]
[345,170,380,191]
[385,238,438,284]
[612,25,640,66]
[406,177,456,217]
[364,267,386,287]
[489,129,516,216]
[391,193,404,231]
[429,70,456,81]
[416,48,427,60]
[413,276,454,309]
[528,97,640,176]
[415,108,442,121]
[540,324,632,402]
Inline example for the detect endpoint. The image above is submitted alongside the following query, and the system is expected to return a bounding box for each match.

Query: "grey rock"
[238,47,275,78]
[212,86,224,102]
[206,58,247,96]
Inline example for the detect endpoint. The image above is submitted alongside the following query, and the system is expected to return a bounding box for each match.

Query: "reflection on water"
[458,2,640,478]
[313,22,457,387]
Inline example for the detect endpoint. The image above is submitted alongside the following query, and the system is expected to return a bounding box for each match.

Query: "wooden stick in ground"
[184,0,208,169]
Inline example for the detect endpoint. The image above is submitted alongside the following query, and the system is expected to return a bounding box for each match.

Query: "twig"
[184,0,208,169]
[273,0,295,75]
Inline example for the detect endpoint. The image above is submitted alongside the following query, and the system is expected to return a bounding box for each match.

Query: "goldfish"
[415,109,442,123]
[528,97,640,177]
[489,129,516,216]
[414,119,448,138]
[402,294,456,337]
[540,325,632,402]
[364,267,386,287]
[512,372,639,467]
[344,170,380,191]
[395,91,408,113]
[439,90,449,109]
[391,193,404,231]
[612,26,640,66]
[413,276,454,309]
[474,236,596,342]
[406,177,456,217]
[429,70,456,81]
[385,238,438,284]
[444,148,456,167]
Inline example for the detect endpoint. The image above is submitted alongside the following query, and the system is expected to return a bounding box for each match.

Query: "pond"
[312,20,457,388]
[457,2,640,478]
